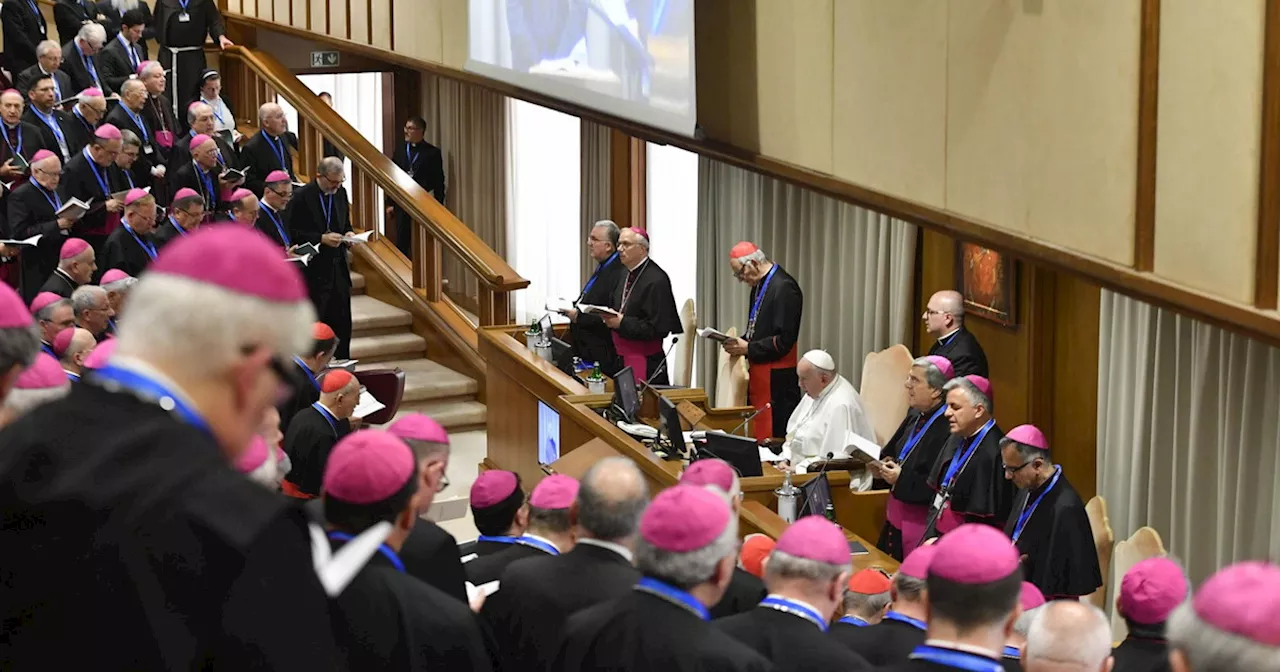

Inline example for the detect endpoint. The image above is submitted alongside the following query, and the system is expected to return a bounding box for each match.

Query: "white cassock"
[767,374,876,471]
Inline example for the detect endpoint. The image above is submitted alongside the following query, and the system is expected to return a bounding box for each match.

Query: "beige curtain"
[417,73,508,315]
[1097,289,1280,585]
[579,121,613,283]
[695,157,917,400]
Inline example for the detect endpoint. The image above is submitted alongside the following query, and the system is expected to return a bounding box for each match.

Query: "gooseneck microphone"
[728,402,770,438]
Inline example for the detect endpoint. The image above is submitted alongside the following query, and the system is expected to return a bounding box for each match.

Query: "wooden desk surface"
[739,501,899,573]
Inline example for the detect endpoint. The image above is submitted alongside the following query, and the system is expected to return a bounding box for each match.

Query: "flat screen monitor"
[466,0,698,137]
[538,400,561,464]
[799,472,833,519]
[550,337,576,376]
[658,394,685,456]
[612,366,639,422]
[702,431,763,478]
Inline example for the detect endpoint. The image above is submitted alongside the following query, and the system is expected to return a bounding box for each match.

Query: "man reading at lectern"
[602,227,680,385]
[722,241,803,442]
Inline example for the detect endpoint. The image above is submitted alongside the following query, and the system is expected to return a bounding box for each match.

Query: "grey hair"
[4,384,70,416]
[1013,604,1042,637]
[317,156,343,177]
[33,299,70,323]
[139,61,164,78]
[119,79,146,98]
[592,220,620,247]
[635,516,738,591]
[1167,600,1280,672]
[0,324,41,372]
[258,102,281,124]
[943,376,994,415]
[844,588,892,619]
[403,437,449,463]
[70,285,108,319]
[59,246,91,270]
[78,91,104,108]
[893,573,927,603]
[1025,601,1113,670]
[765,549,849,583]
[115,274,314,378]
[187,102,212,125]
[36,40,60,59]
[999,436,1047,463]
[911,356,951,391]
[119,129,141,149]
[77,22,106,47]
[623,228,649,251]
[733,249,768,265]
[578,456,649,542]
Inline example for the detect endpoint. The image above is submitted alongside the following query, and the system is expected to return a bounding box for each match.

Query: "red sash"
[280,479,316,500]
[747,344,797,442]
[611,332,662,379]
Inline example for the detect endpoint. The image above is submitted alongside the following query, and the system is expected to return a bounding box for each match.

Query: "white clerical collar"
[263,201,278,214]
[937,328,960,344]
[316,400,340,418]
[966,418,991,438]
[577,538,633,563]
[524,533,559,552]
[109,355,201,413]
[923,639,1003,661]
[625,257,649,273]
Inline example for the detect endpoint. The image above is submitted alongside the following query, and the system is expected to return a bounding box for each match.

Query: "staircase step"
[394,399,488,431]
[351,295,413,333]
[349,332,426,362]
[350,271,366,295]
[357,358,479,402]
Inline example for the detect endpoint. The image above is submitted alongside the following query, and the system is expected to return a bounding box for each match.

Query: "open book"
[56,198,92,221]
[697,327,732,343]
[0,234,41,247]
[220,167,247,182]
[342,230,374,245]
[327,359,358,370]
[545,297,577,314]
[290,242,321,258]
[110,186,150,202]
[844,432,884,469]
[285,253,313,267]
[578,304,620,316]
[353,389,385,419]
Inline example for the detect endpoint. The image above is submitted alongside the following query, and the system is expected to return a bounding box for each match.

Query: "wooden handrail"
[220,45,529,294]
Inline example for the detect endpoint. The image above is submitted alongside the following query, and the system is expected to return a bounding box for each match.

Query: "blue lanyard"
[581,252,617,296]
[41,342,55,357]
[74,107,91,132]
[118,34,139,69]
[326,530,405,573]
[512,536,559,555]
[941,419,995,490]
[265,133,286,169]
[124,107,148,142]
[761,596,829,631]
[76,44,100,87]
[836,615,869,628]
[311,401,339,435]
[3,124,23,157]
[319,192,334,230]
[746,264,779,332]
[123,169,134,188]
[884,611,927,631]
[405,142,418,168]
[25,0,42,27]
[264,204,290,246]
[1011,466,1062,542]
[293,356,318,391]
[89,364,212,435]
[909,645,1004,672]
[178,0,191,11]
[938,330,960,348]
[83,148,109,196]
[66,371,80,381]
[123,222,157,259]
[898,405,948,462]
[635,577,710,621]
[203,99,227,125]
[476,535,521,545]
[168,216,188,238]
[33,181,61,212]
[34,109,65,148]
[195,164,215,205]
[1002,646,1021,660]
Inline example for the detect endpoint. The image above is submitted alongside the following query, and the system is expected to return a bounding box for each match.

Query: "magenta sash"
[611,333,662,378]
[936,500,964,535]
[886,497,931,558]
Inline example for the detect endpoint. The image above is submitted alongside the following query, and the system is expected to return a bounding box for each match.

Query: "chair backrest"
[859,345,914,446]
[353,368,406,426]
[714,326,749,408]
[671,298,696,387]
[1109,526,1167,642]
[1084,496,1115,611]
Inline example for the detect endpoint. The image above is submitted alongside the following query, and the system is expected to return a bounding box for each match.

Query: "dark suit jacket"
[286,181,351,292]
[8,180,64,302]
[98,34,146,94]
[104,103,158,188]
[99,2,154,43]
[22,106,75,162]
[399,519,468,604]
[15,65,72,105]
[927,326,990,378]
[59,40,111,96]
[53,0,98,47]
[240,130,294,196]
[391,139,445,204]
[62,106,96,156]
[2,0,48,74]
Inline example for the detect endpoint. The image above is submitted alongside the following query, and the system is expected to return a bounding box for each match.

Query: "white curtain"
[1097,290,1280,584]
[579,121,612,283]
[646,142,700,379]
[507,99,582,325]
[695,157,917,399]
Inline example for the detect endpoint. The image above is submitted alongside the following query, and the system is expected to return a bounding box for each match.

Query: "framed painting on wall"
[955,242,1018,327]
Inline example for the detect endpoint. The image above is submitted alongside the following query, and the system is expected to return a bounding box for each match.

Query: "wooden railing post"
[478,290,510,327]
[413,220,442,301]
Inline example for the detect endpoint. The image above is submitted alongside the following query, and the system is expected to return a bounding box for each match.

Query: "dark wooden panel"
[1134,0,1160,272]
[1256,0,1280,309]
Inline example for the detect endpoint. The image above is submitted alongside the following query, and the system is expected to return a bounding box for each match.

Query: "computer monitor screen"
[550,337,576,375]
[799,472,833,519]
[612,366,639,421]
[538,400,561,464]
[702,431,763,478]
[658,394,685,456]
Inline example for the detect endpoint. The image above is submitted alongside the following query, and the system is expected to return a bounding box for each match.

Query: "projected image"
[468,0,696,136]
[538,400,562,465]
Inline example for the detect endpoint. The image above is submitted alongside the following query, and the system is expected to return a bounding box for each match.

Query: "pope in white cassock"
[765,349,877,471]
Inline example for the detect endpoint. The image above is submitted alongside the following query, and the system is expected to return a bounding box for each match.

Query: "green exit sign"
[310,51,340,68]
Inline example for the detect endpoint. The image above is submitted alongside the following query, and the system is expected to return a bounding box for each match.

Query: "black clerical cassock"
[7,179,65,303]
[927,327,989,378]
[1003,468,1102,599]
[64,106,99,158]
[742,263,803,441]
[152,215,195,250]
[1111,628,1173,672]
[555,579,772,672]
[155,0,227,107]
[924,421,1013,540]
[876,403,953,561]
[242,130,294,196]
[709,567,767,619]
[168,160,224,215]
[282,402,351,498]
[170,129,238,175]
[481,541,640,672]
[465,537,555,588]
[0,368,339,668]
[105,104,160,191]
[570,251,625,374]
[101,219,159,278]
[715,602,871,671]
[255,200,290,248]
[62,147,119,251]
[390,139,445,257]
[287,181,353,359]
[610,256,681,385]
[831,612,928,667]
[277,356,320,437]
[399,519,469,604]
[37,267,77,298]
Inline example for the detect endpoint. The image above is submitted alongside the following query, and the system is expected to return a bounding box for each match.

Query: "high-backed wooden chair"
[1085,496,1115,610]
[353,368,406,426]
[714,327,749,408]
[1110,526,1167,642]
[671,299,696,387]
[859,345,914,446]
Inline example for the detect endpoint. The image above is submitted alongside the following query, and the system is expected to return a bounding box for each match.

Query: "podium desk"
[739,501,898,573]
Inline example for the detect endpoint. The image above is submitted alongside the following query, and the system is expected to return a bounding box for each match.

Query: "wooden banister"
[219,46,528,313]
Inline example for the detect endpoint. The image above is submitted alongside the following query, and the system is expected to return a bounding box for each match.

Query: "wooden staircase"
[349,271,488,431]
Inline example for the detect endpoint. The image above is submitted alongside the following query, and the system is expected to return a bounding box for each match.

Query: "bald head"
[577,457,649,543]
[1024,601,1114,672]
[59,328,96,371]
[258,102,286,135]
[924,290,966,338]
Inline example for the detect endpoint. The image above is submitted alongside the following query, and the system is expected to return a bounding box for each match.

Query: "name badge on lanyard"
[143,145,154,155]
[932,492,946,511]
[178,12,191,22]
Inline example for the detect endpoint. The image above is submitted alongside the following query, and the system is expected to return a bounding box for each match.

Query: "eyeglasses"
[732,262,754,280]
[922,309,951,317]
[1003,461,1036,476]
[617,241,635,249]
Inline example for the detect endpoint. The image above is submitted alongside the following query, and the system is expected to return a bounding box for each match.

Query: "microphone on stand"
[640,336,680,389]
[728,402,770,438]
[796,451,835,518]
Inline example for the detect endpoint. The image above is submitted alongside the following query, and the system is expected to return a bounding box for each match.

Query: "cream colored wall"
[753,0,833,173]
